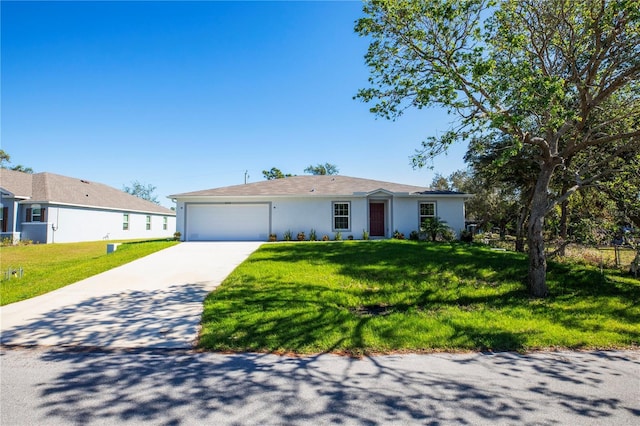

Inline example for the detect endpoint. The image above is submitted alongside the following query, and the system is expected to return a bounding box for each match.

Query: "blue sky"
[2,1,467,208]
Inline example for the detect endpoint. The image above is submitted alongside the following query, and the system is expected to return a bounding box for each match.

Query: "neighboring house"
[0,169,176,244]
[170,175,469,241]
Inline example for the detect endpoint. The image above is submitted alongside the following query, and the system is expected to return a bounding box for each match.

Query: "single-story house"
[0,169,176,244]
[170,175,469,241]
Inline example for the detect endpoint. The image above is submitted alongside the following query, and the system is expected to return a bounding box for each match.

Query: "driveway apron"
[0,242,262,349]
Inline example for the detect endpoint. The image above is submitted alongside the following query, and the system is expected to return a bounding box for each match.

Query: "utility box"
[107,243,119,254]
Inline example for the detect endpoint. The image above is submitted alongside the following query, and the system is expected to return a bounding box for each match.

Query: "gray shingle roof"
[170,175,465,198]
[1,169,174,215]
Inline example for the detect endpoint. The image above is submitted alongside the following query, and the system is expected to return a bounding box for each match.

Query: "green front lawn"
[199,240,640,355]
[0,239,178,305]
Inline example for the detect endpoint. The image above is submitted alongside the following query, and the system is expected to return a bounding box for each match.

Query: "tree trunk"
[527,165,555,298]
[515,205,528,253]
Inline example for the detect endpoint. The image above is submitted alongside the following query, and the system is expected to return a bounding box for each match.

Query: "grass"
[198,240,640,355]
[0,239,178,305]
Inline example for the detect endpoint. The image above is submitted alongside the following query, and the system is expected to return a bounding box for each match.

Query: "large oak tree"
[356,0,640,297]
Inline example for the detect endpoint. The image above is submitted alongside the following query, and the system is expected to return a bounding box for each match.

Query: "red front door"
[369,203,385,237]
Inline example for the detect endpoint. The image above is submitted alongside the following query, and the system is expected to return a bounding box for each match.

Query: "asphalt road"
[1,346,638,425]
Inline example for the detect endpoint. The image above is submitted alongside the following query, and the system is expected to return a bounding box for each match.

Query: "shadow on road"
[24,348,639,425]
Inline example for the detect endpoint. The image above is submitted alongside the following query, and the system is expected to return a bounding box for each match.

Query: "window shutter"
[41,208,47,222]
[26,208,32,223]
[1,207,7,232]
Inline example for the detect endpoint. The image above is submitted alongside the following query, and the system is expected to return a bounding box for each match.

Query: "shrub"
[309,229,317,241]
[322,235,330,241]
[334,231,342,241]
[393,230,405,240]
[173,231,182,241]
[409,230,420,241]
[460,229,473,243]
[362,229,370,240]
[283,230,292,241]
[268,234,277,242]
[297,231,306,241]
[421,217,452,242]
[441,227,455,242]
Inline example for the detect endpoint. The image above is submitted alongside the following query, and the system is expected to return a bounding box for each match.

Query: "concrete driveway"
[0,242,262,349]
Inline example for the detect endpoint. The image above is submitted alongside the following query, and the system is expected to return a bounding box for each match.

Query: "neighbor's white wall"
[45,205,175,243]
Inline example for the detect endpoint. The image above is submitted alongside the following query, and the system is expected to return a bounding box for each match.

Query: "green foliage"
[460,229,474,243]
[123,180,159,205]
[0,239,178,305]
[355,0,640,297]
[283,230,292,241]
[199,241,640,354]
[262,167,293,180]
[309,229,317,241]
[362,229,370,240]
[421,217,452,242]
[304,163,339,175]
[0,149,34,173]
[334,231,343,241]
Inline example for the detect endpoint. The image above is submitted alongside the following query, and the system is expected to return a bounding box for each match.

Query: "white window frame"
[146,215,151,230]
[163,216,168,230]
[31,204,42,222]
[332,201,351,231]
[419,202,436,227]
[123,213,129,231]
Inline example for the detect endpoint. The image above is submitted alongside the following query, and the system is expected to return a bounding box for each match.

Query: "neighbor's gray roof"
[170,175,467,198]
[0,169,175,215]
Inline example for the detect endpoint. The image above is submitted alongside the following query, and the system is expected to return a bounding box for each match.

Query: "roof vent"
[80,179,90,184]
[310,188,315,192]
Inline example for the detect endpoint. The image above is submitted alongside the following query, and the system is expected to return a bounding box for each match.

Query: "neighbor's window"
[333,202,350,230]
[27,204,46,223]
[123,213,129,231]
[163,216,168,230]
[146,215,151,230]
[419,202,436,226]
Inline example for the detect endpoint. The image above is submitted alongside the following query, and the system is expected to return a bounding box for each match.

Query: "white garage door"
[186,203,270,241]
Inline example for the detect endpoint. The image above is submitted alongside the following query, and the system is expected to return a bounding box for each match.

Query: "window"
[123,214,129,231]
[419,202,436,226]
[146,215,151,230]
[333,202,350,230]
[163,216,168,230]
[26,205,46,223]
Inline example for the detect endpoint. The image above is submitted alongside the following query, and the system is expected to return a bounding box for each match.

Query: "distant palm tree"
[421,217,451,242]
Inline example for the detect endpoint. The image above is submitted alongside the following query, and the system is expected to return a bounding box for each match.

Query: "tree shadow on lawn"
[201,277,535,353]
[210,242,640,353]
[258,241,530,285]
[21,347,638,425]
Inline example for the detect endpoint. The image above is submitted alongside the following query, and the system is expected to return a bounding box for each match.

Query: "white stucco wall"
[392,197,466,238]
[20,205,176,243]
[271,198,368,240]
[175,195,466,241]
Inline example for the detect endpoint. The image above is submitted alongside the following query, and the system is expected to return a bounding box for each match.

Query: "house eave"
[17,200,176,216]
